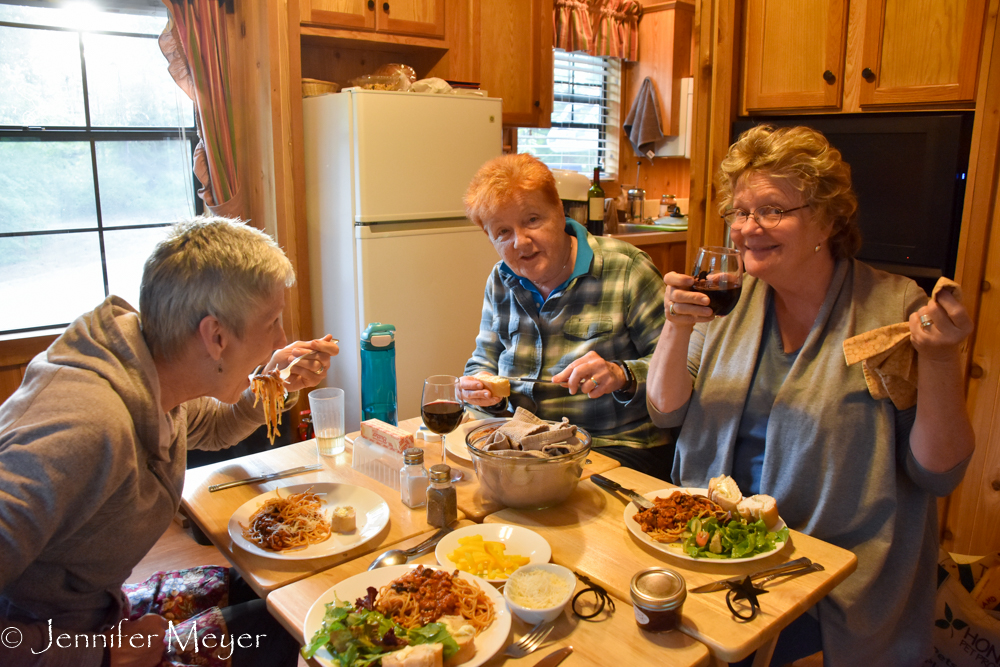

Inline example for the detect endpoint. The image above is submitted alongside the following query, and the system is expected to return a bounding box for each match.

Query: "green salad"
[676,516,789,559]
[302,587,459,666]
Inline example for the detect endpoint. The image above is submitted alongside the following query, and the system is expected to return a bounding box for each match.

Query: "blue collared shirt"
[498,220,595,306]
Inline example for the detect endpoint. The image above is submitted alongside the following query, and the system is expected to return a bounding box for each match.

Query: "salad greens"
[302,587,459,666]
[678,516,789,559]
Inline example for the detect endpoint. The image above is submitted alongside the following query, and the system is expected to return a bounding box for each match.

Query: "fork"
[504,622,554,659]
[278,352,314,382]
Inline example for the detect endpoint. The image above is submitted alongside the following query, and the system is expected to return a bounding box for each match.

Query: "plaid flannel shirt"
[465,227,668,449]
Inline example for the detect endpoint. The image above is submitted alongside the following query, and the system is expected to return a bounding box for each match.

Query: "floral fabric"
[123,566,232,667]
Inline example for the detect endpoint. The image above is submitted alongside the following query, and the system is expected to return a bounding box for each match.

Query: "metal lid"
[429,464,452,483]
[403,448,424,465]
[630,568,686,610]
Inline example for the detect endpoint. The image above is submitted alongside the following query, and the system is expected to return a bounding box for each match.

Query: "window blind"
[518,49,621,179]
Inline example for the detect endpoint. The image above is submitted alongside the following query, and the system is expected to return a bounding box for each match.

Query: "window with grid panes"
[0,2,198,336]
[517,50,621,179]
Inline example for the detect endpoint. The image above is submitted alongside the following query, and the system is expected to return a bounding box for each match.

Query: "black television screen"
[731,114,973,289]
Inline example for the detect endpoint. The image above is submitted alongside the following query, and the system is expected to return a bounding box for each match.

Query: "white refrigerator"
[303,90,503,431]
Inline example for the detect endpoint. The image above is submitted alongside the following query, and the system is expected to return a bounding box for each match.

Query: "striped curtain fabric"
[554,0,593,53]
[589,0,641,62]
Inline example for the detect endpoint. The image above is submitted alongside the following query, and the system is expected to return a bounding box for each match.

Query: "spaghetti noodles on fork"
[251,371,286,444]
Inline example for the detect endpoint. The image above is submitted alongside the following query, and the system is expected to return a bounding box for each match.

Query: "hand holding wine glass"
[689,246,742,316]
[420,375,465,482]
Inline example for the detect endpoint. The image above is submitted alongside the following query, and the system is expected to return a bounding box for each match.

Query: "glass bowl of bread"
[465,408,591,510]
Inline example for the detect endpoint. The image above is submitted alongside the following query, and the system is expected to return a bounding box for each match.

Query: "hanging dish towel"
[842,277,962,410]
[623,77,665,159]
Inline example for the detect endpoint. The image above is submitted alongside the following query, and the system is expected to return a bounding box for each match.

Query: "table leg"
[751,633,778,667]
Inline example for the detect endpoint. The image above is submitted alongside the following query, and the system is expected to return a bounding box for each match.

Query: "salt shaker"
[426,464,457,528]
[400,448,428,508]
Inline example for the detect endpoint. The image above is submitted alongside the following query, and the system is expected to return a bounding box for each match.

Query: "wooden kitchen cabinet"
[742,0,987,114]
[479,0,554,127]
[301,0,445,39]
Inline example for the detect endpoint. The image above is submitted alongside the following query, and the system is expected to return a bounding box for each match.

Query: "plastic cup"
[309,387,345,457]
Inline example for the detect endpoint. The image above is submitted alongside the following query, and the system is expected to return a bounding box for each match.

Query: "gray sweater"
[650,259,970,667]
[0,297,269,667]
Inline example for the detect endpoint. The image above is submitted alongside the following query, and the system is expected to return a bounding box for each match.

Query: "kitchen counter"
[608,229,687,276]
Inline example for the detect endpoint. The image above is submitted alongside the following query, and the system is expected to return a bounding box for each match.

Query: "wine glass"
[421,375,465,482]
[690,246,743,316]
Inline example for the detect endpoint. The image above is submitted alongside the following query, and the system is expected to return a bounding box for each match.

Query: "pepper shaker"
[426,464,457,528]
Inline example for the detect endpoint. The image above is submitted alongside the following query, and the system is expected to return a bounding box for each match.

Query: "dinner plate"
[302,564,511,667]
[228,482,389,560]
[623,487,789,563]
[435,523,552,583]
[443,418,506,462]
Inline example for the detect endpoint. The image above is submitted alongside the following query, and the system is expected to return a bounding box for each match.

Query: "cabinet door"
[480,0,554,127]
[860,0,986,106]
[377,0,445,38]
[302,0,375,30]
[742,0,848,112]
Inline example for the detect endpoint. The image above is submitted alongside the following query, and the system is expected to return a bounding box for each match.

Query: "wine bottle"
[587,166,605,236]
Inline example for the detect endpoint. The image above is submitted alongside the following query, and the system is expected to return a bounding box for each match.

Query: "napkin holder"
[352,436,403,490]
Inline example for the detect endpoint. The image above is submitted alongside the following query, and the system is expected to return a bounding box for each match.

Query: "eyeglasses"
[722,204,810,230]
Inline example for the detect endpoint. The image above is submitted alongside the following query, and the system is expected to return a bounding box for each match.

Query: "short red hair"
[464,153,562,229]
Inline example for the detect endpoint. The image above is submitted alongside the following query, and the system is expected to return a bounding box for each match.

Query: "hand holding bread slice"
[473,371,510,398]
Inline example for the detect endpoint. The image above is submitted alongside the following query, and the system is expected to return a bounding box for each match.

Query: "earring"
[217,363,223,374]
[814,243,821,253]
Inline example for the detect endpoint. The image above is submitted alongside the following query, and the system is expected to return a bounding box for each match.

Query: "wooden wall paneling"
[840,0,869,113]
[0,334,56,406]
[0,367,26,407]
[687,0,740,269]
[612,156,691,200]
[941,0,1000,555]
[427,0,478,81]
[300,37,447,86]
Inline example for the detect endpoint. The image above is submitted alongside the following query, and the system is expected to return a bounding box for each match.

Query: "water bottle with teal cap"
[360,323,398,425]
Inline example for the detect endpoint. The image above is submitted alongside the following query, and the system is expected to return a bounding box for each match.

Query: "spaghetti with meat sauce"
[375,565,494,633]
[251,371,285,445]
[240,488,332,551]
[634,491,731,543]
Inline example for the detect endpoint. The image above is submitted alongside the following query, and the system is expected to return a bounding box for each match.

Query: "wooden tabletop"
[267,521,711,667]
[181,440,467,597]
[484,467,858,664]
[356,417,622,522]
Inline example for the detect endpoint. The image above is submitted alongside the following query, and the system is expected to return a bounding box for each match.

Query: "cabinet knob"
[971,363,985,379]
[368,0,374,8]
[983,280,992,292]
[823,70,836,84]
[534,100,540,107]
[862,67,876,82]
[382,1,389,11]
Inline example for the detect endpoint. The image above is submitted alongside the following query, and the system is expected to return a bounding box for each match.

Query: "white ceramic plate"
[435,523,552,583]
[302,564,510,667]
[623,487,789,563]
[443,418,506,462]
[228,482,389,560]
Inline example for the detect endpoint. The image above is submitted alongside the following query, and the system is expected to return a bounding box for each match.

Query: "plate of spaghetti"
[228,483,389,560]
[302,564,510,667]
[624,488,788,562]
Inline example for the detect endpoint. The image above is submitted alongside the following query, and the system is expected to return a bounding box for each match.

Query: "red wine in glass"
[690,246,743,316]
[421,400,464,433]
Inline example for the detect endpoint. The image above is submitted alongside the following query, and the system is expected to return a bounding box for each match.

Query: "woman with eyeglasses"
[645,125,974,667]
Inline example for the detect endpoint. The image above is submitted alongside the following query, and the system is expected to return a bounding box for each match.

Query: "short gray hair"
[139,217,295,359]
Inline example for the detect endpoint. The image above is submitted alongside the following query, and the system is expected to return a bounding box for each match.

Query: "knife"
[499,377,556,384]
[208,464,324,492]
[532,646,573,667]
[689,556,817,593]
[590,474,655,510]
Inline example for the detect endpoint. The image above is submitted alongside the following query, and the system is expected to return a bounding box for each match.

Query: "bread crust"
[708,475,743,512]
[474,371,510,398]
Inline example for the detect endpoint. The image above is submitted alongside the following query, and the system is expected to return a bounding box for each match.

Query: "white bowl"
[435,524,552,584]
[502,563,576,625]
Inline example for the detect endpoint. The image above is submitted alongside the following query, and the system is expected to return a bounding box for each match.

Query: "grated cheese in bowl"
[503,564,575,624]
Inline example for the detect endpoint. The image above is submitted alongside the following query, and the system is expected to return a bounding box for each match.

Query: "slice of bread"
[474,371,510,398]
[708,475,743,512]
[736,494,781,530]
[440,615,477,666]
[381,643,444,667]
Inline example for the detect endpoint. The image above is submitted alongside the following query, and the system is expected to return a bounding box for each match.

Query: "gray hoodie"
[0,296,270,666]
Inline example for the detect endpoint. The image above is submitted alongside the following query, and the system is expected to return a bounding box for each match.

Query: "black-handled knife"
[590,474,654,510]
[532,646,573,667]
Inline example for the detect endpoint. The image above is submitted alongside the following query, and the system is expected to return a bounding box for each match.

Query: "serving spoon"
[368,526,452,570]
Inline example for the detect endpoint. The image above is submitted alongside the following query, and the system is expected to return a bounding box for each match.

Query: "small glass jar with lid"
[426,464,457,528]
[630,567,686,632]
[400,447,428,508]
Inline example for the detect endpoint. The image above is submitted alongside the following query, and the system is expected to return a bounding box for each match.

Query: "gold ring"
[669,303,676,316]
[315,368,324,375]
[590,377,599,388]
[920,314,933,328]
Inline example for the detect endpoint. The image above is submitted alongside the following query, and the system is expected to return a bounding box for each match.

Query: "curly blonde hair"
[717,125,862,259]
[464,153,562,229]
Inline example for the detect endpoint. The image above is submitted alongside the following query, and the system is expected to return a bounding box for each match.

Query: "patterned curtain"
[554,0,594,53]
[590,0,641,62]
[158,0,243,218]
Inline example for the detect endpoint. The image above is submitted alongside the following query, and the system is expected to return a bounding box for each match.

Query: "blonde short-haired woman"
[0,217,338,667]
[646,126,974,666]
